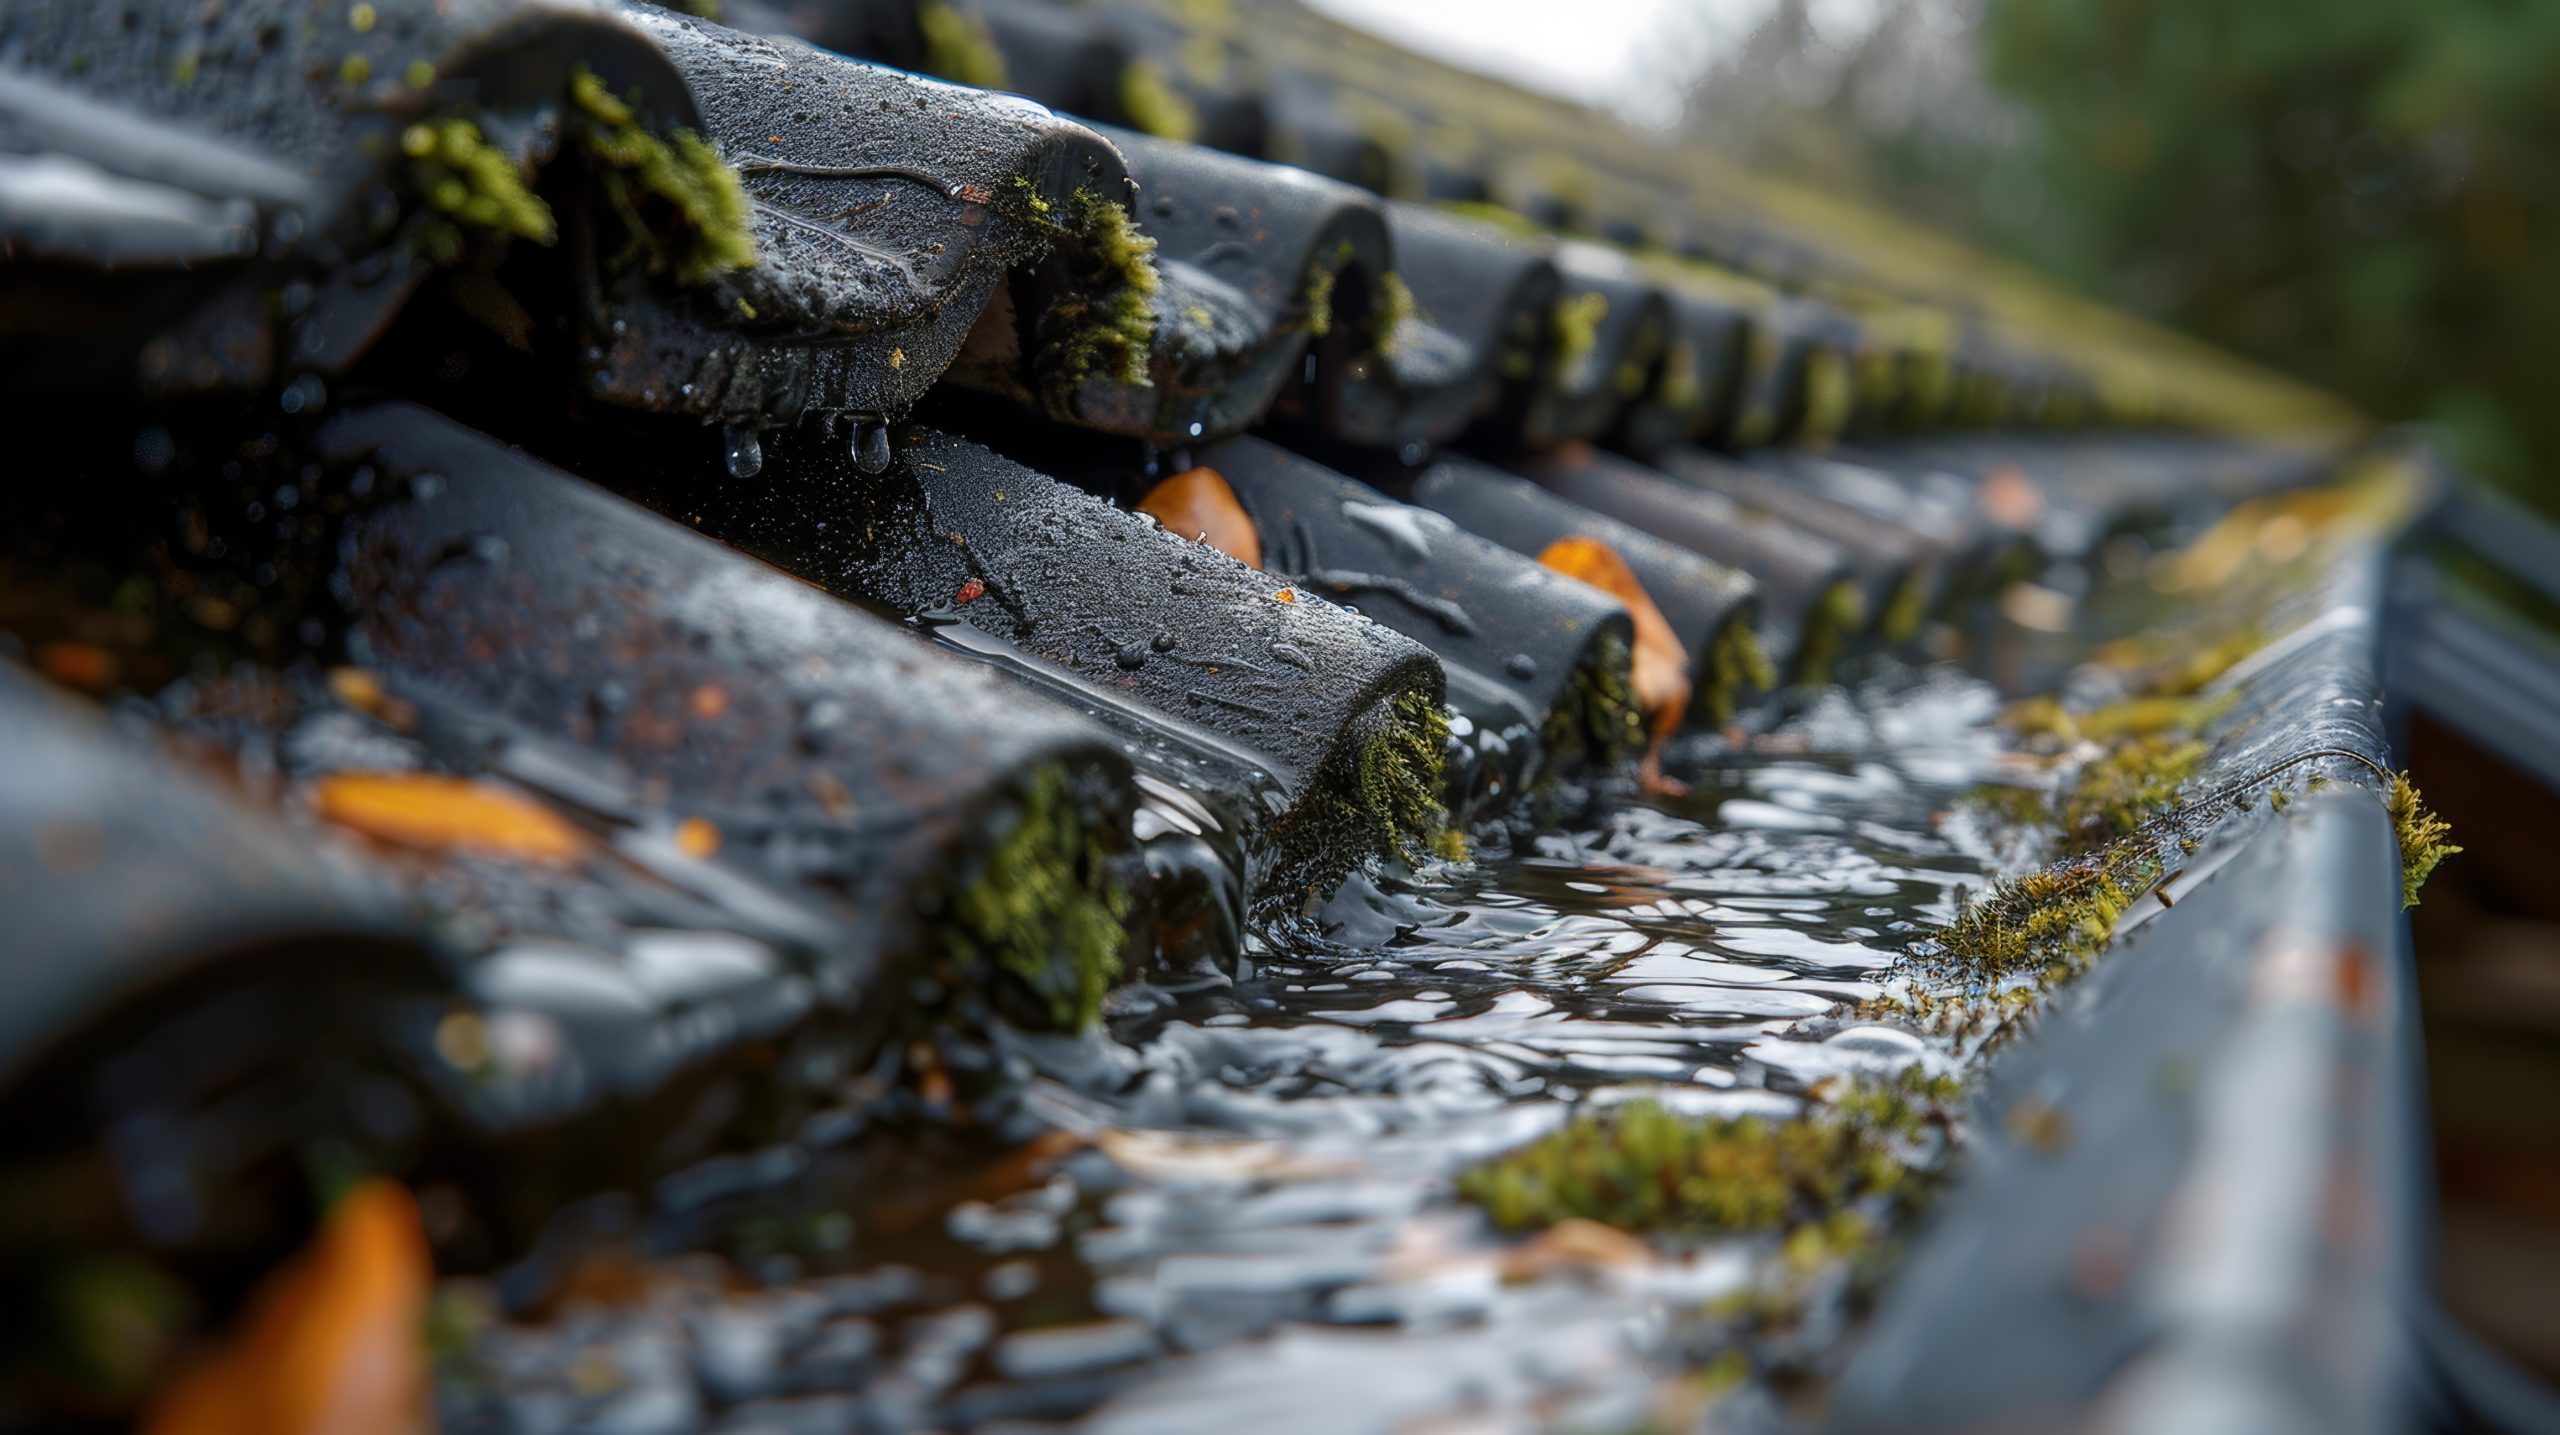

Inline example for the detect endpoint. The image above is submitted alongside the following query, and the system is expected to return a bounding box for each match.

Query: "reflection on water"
[438,663,2023,1433]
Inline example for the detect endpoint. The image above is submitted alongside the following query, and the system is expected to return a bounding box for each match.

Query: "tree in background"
[1981,0,2557,492]
[1675,0,2555,497]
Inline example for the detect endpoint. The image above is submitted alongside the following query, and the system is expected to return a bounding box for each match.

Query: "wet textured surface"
[430,662,2019,1431]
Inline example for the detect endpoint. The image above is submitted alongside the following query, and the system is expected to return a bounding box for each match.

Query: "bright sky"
[1302,0,1884,129]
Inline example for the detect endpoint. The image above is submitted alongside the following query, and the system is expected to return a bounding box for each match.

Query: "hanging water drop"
[723,424,764,479]
[852,419,893,475]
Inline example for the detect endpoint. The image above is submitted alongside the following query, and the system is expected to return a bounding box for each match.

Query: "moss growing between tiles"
[402,117,554,264]
[1794,581,1865,687]
[1552,290,1609,379]
[2388,772,2461,908]
[918,0,1008,89]
[1032,190,1162,406]
[1364,689,1452,858]
[1877,570,1928,644]
[1799,346,1854,445]
[949,766,1130,1031]
[569,67,756,284]
[1541,629,1645,775]
[1457,1068,1956,1236]
[1374,271,1419,354]
[1302,261,1336,339]
[1699,615,1776,729]
[1118,59,1198,142]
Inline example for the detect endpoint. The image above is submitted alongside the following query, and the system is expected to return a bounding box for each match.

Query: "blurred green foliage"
[1979,0,2559,494]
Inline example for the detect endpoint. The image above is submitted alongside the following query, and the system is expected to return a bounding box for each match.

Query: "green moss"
[1552,290,1609,378]
[1542,628,1645,774]
[1457,1067,1953,1236]
[2003,690,2237,746]
[1794,581,1864,688]
[2154,626,2263,695]
[1366,688,1452,858]
[949,765,1130,1030]
[1799,345,1854,446]
[1375,270,1420,354]
[1877,569,1928,643]
[918,0,1009,89]
[2387,772,2461,909]
[1436,198,1544,240]
[1657,338,1704,413]
[1117,59,1198,142]
[1032,188,1161,404]
[1941,854,2144,977]
[1958,781,2052,831]
[1302,261,1336,339]
[569,66,757,285]
[402,117,555,265]
[2059,734,2204,849]
[1699,613,1776,729]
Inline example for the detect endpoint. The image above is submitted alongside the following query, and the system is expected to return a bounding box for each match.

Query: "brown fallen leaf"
[314,772,587,865]
[1137,467,1261,569]
[143,1181,435,1435]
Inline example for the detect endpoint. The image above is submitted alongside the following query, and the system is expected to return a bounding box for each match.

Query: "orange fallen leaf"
[36,641,118,690]
[1137,467,1261,569]
[314,773,587,865]
[1537,537,1693,788]
[143,1181,435,1435]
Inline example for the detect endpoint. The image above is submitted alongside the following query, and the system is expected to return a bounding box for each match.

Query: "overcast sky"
[1302,0,1893,129]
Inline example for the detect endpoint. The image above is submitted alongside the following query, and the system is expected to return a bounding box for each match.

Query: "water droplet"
[1150,630,1176,653]
[724,424,764,478]
[852,420,893,475]
[1116,641,1150,671]
[1505,653,1539,681]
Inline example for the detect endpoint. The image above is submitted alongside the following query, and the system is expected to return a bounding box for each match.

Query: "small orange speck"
[1272,587,1296,604]
[674,817,721,859]
[329,667,417,728]
[889,347,906,370]
[314,773,586,864]
[955,577,986,603]
[689,683,728,720]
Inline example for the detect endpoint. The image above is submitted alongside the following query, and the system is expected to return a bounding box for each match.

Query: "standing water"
[434,661,2023,1433]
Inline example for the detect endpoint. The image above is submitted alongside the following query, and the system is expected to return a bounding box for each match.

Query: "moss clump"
[2387,772,2461,909]
[1699,614,1777,729]
[1117,59,1198,143]
[918,0,1009,89]
[1657,338,1704,413]
[1542,628,1645,775]
[1551,290,1609,378]
[1365,688,1451,857]
[402,118,555,264]
[1458,1068,1954,1236]
[2058,734,2203,849]
[1374,270,1420,354]
[1877,570,1928,644]
[568,67,756,284]
[1794,581,1865,688]
[1302,261,1336,339]
[949,765,1131,1030]
[2005,690,2237,746]
[1799,346,1854,446]
[1031,189,1161,405]
[1941,857,2143,977]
